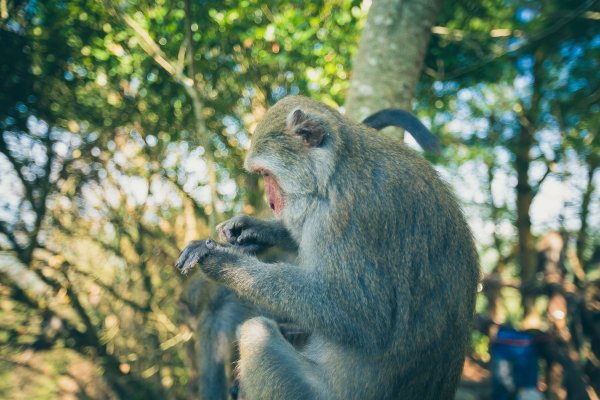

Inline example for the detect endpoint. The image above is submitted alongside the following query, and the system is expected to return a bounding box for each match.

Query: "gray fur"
[176,95,479,399]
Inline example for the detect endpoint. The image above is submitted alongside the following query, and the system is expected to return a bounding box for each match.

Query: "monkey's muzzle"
[262,172,284,215]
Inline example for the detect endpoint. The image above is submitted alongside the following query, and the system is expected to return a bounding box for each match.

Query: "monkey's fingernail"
[206,239,215,249]
[174,258,183,270]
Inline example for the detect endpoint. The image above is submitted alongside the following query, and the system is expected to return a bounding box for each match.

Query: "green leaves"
[0,1,366,397]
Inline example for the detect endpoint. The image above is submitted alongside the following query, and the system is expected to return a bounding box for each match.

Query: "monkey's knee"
[238,316,280,358]
[237,317,322,400]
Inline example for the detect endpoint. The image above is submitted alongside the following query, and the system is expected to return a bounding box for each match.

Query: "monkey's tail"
[362,109,441,154]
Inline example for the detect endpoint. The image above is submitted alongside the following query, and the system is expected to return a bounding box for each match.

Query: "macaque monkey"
[177,96,479,399]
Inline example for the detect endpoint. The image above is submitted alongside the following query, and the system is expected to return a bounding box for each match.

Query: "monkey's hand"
[175,239,237,277]
[217,215,294,254]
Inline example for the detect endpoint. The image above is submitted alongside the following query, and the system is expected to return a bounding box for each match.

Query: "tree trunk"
[514,124,537,294]
[577,158,598,269]
[515,49,545,317]
[185,0,219,234]
[345,0,443,139]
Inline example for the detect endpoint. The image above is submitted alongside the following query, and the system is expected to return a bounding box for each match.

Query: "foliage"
[0,0,598,398]
[418,1,600,396]
[420,0,599,279]
[0,0,365,398]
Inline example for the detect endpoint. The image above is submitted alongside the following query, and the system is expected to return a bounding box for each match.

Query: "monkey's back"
[307,126,479,399]
[246,95,479,399]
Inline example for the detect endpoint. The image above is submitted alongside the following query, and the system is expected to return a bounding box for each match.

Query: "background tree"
[419,0,600,397]
[0,0,599,399]
[0,0,365,398]
[345,0,443,130]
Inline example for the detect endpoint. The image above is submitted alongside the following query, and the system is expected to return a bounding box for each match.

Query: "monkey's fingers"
[217,217,249,244]
[236,229,272,251]
[216,221,234,242]
[174,247,199,274]
[219,227,236,244]
[236,229,260,244]
[175,240,216,275]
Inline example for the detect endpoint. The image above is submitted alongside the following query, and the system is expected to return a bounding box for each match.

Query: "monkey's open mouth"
[261,171,284,215]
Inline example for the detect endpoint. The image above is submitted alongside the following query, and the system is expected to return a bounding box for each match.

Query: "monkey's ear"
[286,108,325,147]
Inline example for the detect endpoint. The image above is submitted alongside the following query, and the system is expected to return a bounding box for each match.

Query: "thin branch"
[533,163,554,194]
[0,0,8,20]
[30,265,62,292]
[0,357,94,399]
[484,158,511,272]
[125,17,174,74]
[67,263,148,312]
[0,270,40,309]
[105,0,219,231]
[0,220,21,253]
[439,0,599,81]
[104,1,192,88]
[0,132,35,208]
[164,173,207,220]
[183,0,219,232]
[61,266,99,340]
[176,35,189,75]
[582,87,600,107]
[134,221,154,309]
[0,269,87,348]
[36,244,149,312]
[26,125,55,260]
[577,160,599,266]
[136,219,179,257]
[184,0,197,83]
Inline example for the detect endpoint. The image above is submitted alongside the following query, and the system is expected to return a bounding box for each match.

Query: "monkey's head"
[244,96,344,220]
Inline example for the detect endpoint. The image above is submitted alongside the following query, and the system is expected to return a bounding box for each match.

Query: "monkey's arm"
[217,215,297,254]
[176,240,393,349]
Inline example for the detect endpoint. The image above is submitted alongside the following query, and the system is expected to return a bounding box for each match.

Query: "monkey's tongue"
[263,175,284,215]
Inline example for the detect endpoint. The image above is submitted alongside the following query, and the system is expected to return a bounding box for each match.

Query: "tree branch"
[61,265,100,342]
[176,35,189,75]
[58,257,147,312]
[0,220,21,253]
[104,0,219,231]
[533,162,554,195]
[577,160,599,267]
[104,1,192,88]
[25,125,55,261]
[183,0,219,232]
[0,0,8,20]
[439,0,599,81]
[0,131,35,211]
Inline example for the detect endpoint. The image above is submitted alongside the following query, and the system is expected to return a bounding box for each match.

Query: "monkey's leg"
[196,320,231,400]
[182,277,257,400]
[193,285,252,400]
[237,317,328,400]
